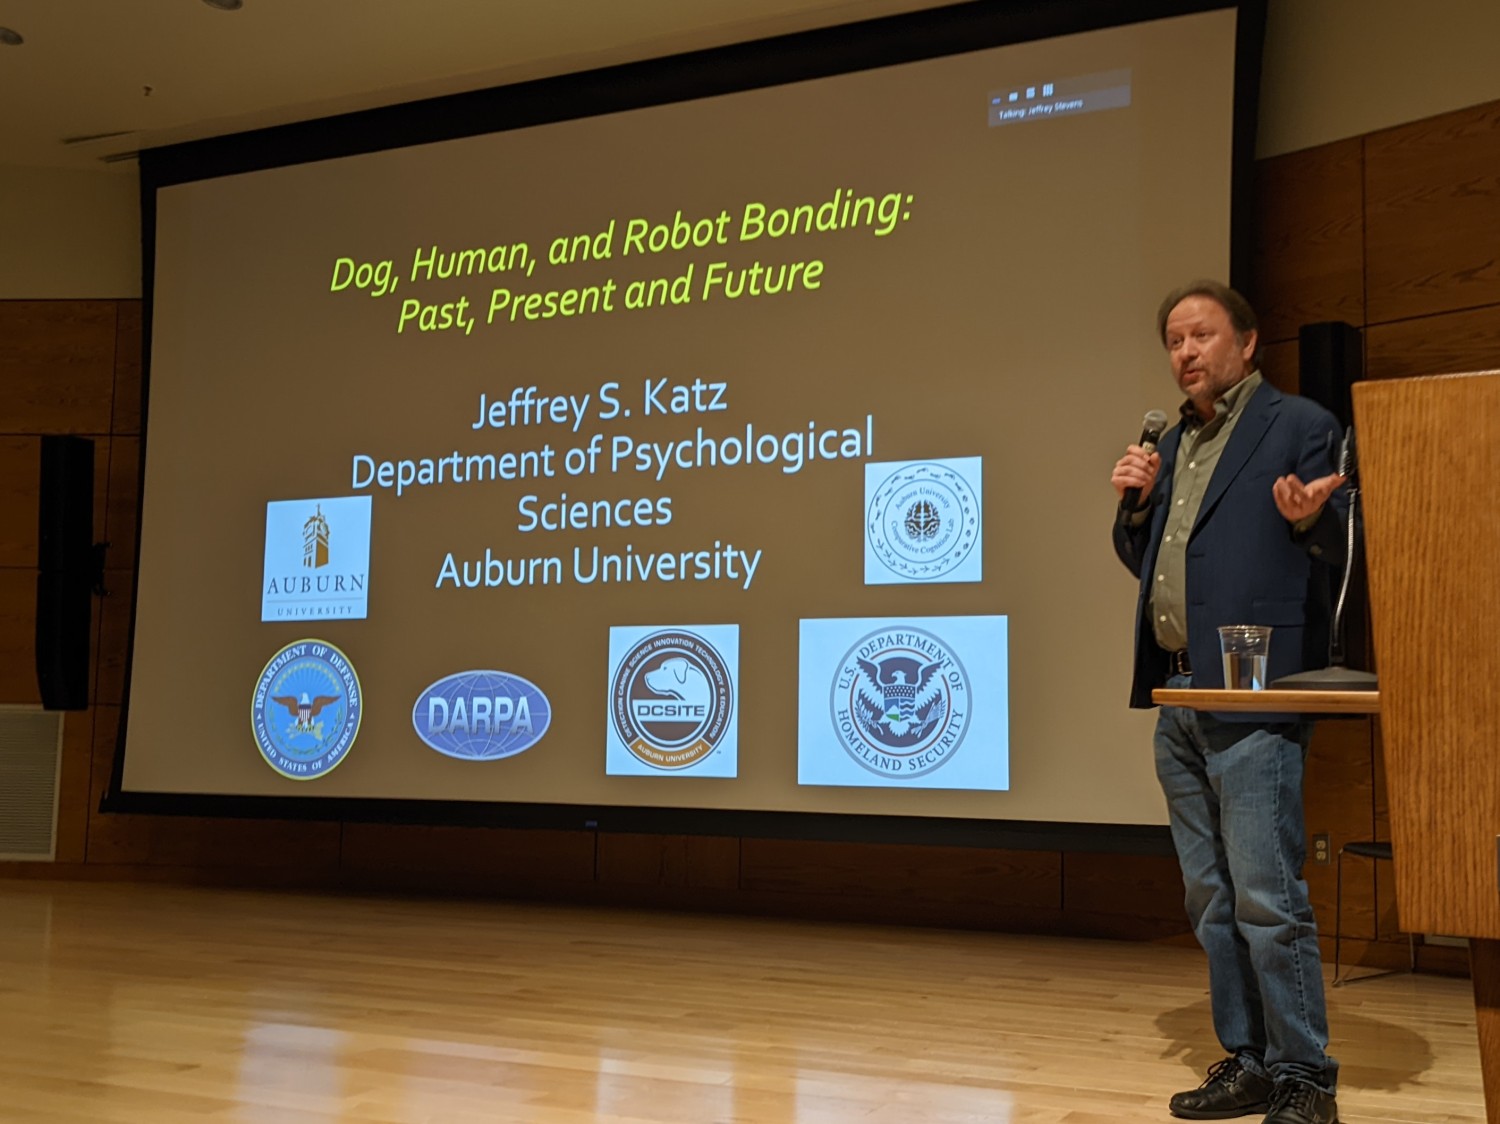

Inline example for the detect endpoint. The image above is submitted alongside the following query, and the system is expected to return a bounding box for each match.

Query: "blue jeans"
[1154,673,1337,1092]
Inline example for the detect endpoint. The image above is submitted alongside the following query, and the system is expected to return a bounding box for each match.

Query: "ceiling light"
[0,27,24,45]
[201,0,244,10]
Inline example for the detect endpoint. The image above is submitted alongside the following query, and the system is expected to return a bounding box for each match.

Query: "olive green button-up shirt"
[1149,371,1263,653]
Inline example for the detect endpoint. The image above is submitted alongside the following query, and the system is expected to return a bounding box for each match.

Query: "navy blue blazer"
[1113,379,1347,720]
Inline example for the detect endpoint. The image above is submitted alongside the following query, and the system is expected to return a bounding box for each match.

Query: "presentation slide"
[121,5,1241,828]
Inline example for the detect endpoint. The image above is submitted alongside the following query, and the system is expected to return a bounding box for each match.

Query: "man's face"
[1164,295,1256,414]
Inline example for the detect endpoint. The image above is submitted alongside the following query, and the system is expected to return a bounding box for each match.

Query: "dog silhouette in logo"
[644,656,712,712]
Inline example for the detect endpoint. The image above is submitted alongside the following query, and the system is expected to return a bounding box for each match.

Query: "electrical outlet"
[1311,833,1331,865]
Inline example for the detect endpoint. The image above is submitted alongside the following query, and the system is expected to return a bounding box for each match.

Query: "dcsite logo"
[606,625,739,777]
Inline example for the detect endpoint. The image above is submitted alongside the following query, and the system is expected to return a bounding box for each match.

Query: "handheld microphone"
[1122,409,1169,511]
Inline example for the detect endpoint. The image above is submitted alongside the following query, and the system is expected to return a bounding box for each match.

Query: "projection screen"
[115,1,1258,840]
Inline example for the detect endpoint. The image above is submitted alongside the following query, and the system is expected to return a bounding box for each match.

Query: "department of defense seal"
[831,626,970,778]
[610,629,734,770]
[250,639,362,780]
[866,460,979,581]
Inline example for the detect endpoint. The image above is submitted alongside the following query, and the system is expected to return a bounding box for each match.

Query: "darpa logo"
[412,670,551,761]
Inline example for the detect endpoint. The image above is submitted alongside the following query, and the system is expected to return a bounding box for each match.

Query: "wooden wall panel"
[0,437,41,568]
[1367,101,1500,323]
[103,437,139,571]
[597,832,740,890]
[86,703,119,836]
[1370,724,1404,942]
[1302,718,1377,940]
[339,823,597,889]
[92,574,132,709]
[1062,852,1184,921]
[1252,138,1365,343]
[741,839,1060,918]
[89,436,111,554]
[85,812,344,870]
[0,568,40,705]
[1365,305,1500,381]
[112,303,142,436]
[0,435,110,568]
[1258,339,1300,395]
[0,302,117,435]
[53,709,95,864]
[7,560,116,712]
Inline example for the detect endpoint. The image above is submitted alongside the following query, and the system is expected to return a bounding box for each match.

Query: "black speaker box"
[35,436,95,711]
[1298,321,1362,430]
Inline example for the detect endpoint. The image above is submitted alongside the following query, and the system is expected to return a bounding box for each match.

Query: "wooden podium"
[1357,370,1500,1122]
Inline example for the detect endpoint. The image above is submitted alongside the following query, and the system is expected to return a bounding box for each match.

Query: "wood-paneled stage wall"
[5,100,1498,972]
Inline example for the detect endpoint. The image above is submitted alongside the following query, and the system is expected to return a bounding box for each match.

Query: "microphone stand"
[1271,428,1378,691]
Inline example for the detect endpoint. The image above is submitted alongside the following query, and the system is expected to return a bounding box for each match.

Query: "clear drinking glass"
[1218,625,1272,690]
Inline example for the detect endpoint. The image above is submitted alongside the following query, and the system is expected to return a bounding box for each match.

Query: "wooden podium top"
[1151,688,1380,714]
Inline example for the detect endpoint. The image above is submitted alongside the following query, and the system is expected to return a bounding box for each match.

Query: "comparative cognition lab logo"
[607,626,738,777]
[250,639,362,780]
[864,457,982,584]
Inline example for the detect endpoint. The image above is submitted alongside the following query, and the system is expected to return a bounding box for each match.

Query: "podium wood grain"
[1357,371,1500,1123]
[1356,372,1500,939]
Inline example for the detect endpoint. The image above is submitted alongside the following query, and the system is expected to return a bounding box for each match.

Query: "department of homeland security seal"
[831,626,971,778]
[250,639,362,780]
[610,630,733,770]
[867,461,979,580]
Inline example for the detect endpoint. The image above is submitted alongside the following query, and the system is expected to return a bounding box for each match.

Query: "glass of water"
[1218,625,1272,690]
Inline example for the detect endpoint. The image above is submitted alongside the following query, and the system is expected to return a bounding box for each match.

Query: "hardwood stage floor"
[0,881,1481,1123]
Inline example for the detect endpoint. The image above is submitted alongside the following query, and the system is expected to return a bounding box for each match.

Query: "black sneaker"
[1262,1080,1338,1124]
[1169,1057,1275,1119]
